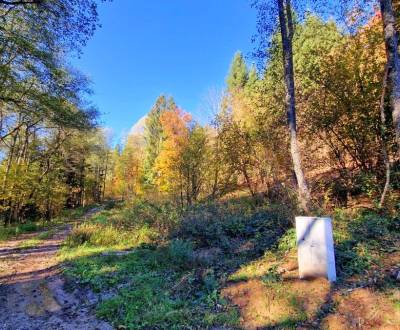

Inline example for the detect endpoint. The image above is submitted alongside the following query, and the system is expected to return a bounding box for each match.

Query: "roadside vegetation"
[60,199,400,329]
[0,205,98,242]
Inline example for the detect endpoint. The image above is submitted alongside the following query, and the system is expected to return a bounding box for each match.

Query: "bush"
[202,269,218,293]
[332,208,399,278]
[104,200,180,237]
[168,239,193,266]
[177,199,293,253]
[349,212,392,243]
[66,223,100,246]
[0,222,40,241]
[17,222,38,233]
[335,242,373,276]
[104,200,118,210]
[277,228,297,252]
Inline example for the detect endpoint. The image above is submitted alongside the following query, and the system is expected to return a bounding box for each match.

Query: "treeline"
[1,0,399,225]
[107,10,399,212]
[0,1,109,225]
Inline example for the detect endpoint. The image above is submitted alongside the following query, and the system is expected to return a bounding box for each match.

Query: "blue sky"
[71,0,257,144]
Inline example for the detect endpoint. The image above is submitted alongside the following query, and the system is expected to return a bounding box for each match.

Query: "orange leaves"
[154,108,191,193]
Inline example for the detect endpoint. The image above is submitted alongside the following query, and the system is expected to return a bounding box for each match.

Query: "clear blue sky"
[72,0,257,144]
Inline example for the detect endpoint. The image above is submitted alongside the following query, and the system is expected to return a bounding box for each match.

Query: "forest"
[0,0,399,329]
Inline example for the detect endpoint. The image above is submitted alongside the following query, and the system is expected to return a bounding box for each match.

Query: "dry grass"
[222,277,331,330]
[323,288,400,329]
[222,246,400,329]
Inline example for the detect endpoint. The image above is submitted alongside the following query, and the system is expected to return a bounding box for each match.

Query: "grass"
[60,199,400,329]
[94,248,238,329]
[0,222,40,241]
[62,244,239,329]
[0,205,100,242]
[16,229,56,249]
[18,237,41,249]
[37,229,55,240]
[59,203,246,329]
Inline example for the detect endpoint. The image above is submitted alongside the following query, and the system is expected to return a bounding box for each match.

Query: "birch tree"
[254,0,311,212]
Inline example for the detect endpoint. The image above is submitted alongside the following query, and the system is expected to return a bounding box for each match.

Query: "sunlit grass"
[18,237,41,249]
[59,201,400,329]
[59,205,240,329]
[61,241,239,329]
[37,229,55,240]
[0,205,99,243]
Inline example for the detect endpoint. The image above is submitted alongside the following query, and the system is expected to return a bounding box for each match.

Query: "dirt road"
[0,218,112,330]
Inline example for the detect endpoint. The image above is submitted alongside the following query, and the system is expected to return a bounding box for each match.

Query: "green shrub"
[349,212,392,243]
[90,225,123,246]
[37,230,54,240]
[335,242,373,276]
[262,265,282,284]
[103,200,179,237]
[103,200,117,210]
[0,222,40,241]
[277,228,297,252]
[168,239,193,266]
[66,223,99,246]
[202,269,219,293]
[332,208,399,279]
[177,199,292,253]
[91,213,110,225]
[18,222,38,233]
[66,223,126,247]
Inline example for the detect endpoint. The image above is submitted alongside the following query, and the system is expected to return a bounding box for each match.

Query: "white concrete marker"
[295,216,336,282]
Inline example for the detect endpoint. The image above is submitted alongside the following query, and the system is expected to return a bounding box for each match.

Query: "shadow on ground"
[0,218,112,330]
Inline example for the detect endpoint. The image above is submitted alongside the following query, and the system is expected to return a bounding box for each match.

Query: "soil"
[222,251,400,330]
[0,212,112,330]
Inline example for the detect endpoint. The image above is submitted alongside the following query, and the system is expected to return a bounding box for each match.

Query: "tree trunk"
[380,0,400,150]
[379,64,391,208]
[277,0,311,213]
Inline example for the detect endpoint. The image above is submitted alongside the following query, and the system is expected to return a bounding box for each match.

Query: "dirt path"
[0,213,112,330]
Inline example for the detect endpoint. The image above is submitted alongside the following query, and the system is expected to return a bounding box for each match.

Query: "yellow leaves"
[154,108,190,193]
[108,134,145,199]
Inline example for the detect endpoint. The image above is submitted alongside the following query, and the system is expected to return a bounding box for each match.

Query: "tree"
[154,108,191,204]
[0,0,106,224]
[254,0,311,212]
[143,95,176,185]
[226,52,249,91]
[379,0,400,150]
[181,125,208,205]
[0,0,104,54]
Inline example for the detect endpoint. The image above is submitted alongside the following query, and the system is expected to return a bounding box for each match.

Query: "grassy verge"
[15,229,57,249]
[60,199,400,329]
[0,222,40,241]
[63,245,239,329]
[0,205,99,242]
[59,204,243,329]
[18,237,42,249]
[59,199,291,329]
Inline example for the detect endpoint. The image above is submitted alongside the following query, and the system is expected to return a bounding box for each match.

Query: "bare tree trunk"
[102,152,109,201]
[277,0,311,213]
[242,165,256,199]
[380,0,400,150]
[379,64,391,207]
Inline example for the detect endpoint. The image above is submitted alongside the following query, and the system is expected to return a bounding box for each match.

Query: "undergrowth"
[0,205,98,242]
[60,198,400,329]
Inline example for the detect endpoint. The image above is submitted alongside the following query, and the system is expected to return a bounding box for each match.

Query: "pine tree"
[143,95,177,185]
[246,65,259,89]
[226,52,249,91]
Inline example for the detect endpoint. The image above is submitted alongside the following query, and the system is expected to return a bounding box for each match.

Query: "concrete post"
[295,216,336,282]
